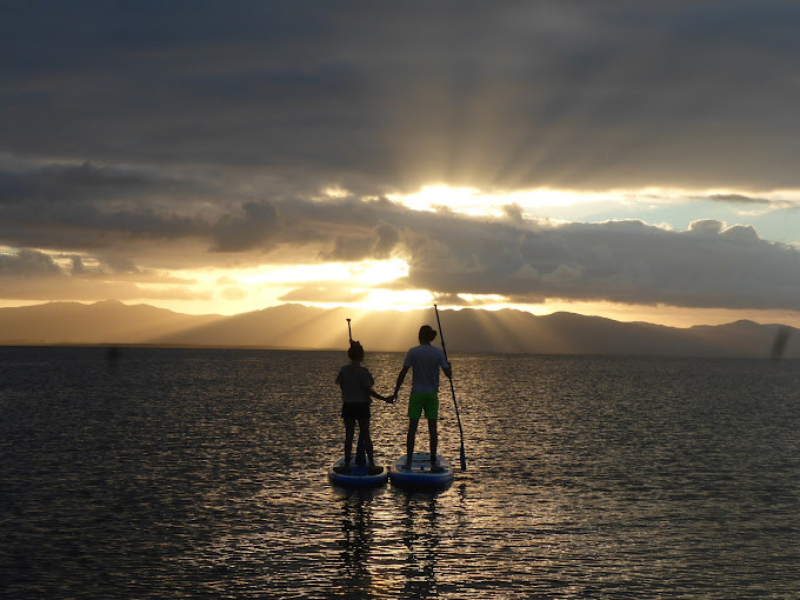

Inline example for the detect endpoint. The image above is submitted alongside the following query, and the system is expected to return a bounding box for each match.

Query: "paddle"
[346,318,367,467]
[434,304,467,471]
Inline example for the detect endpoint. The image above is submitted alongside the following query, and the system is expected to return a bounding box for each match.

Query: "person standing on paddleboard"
[393,325,452,473]
[335,340,393,475]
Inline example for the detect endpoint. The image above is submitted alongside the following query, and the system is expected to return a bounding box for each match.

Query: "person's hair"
[419,325,437,343]
[348,340,365,361]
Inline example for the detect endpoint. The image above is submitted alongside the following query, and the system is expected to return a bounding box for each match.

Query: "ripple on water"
[2,349,800,598]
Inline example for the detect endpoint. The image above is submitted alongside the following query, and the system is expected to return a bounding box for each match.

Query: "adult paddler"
[392,324,452,473]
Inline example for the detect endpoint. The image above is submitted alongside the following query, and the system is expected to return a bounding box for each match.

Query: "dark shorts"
[341,402,370,420]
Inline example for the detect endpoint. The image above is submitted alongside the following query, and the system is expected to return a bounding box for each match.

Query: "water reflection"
[395,491,442,599]
[334,486,450,600]
[338,490,375,594]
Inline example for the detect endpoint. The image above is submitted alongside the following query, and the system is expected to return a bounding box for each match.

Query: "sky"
[1,1,800,328]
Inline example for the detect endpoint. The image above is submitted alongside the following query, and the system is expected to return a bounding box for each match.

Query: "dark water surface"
[2,346,799,599]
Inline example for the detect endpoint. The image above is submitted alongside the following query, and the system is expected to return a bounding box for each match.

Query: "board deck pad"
[389,452,455,490]
[328,458,389,488]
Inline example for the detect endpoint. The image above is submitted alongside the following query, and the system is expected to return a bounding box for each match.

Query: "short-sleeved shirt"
[403,344,450,394]
[336,362,374,404]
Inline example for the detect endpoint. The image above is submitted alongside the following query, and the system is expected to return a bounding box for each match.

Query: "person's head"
[418,325,437,344]
[348,340,365,362]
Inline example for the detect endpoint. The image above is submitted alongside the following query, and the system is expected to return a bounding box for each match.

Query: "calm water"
[1,346,799,599]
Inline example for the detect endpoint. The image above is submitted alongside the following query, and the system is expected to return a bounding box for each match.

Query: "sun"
[388,184,611,218]
[388,185,499,216]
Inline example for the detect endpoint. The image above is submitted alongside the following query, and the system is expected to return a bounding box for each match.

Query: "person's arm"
[393,365,410,399]
[440,352,453,380]
[369,389,393,403]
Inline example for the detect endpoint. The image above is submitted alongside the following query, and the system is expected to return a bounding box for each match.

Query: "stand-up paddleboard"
[328,436,388,488]
[389,452,454,491]
[328,459,389,488]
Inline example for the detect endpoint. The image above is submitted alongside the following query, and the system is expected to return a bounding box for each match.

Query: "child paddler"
[334,340,393,474]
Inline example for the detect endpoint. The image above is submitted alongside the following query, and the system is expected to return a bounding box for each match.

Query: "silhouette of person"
[771,325,791,360]
[335,340,392,474]
[393,325,452,472]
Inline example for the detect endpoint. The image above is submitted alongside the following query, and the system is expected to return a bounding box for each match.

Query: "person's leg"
[343,417,356,464]
[406,392,425,469]
[334,416,356,474]
[428,418,443,472]
[421,395,442,472]
[405,419,419,468]
[358,417,374,463]
[358,417,383,474]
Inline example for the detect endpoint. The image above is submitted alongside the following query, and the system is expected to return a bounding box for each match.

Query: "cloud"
[0,272,204,302]
[2,191,799,312]
[0,247,205,302]
[389,214,800,311]
[707,194,773,206]
[2,3,800,191]
[220,286,248,302]
[211,201,281,252]
[0,249,63,276]
[321,220,402,262]
[721,224,759,243]
[279,286,369,304]
[688,219,724,236]
[2,3,800,315]
[0,160,189,205]
[702,193,796,211]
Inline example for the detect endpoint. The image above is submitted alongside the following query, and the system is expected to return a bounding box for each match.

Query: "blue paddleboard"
[328,458,389,488]
[388,452,454,491]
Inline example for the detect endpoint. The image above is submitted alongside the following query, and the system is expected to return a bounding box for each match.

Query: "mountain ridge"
[0,301,796,359]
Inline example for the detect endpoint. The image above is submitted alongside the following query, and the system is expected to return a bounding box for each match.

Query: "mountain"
[0,300,222,345]
[0,301,797,359]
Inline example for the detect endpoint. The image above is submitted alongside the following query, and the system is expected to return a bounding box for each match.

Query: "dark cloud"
[0,159,205,207]
[702,194,796,210]
[70,255,87,275]
[0,200,206,255]
[211,201,281,252]
[706,194,772,205]
[382,214,800,311]
[321,220,402,262]
[2,2,800,191]
[0,249,63,276]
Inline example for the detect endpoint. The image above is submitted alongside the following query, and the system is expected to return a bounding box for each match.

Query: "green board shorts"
[408,392,439,420]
